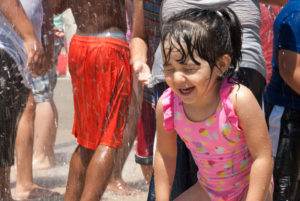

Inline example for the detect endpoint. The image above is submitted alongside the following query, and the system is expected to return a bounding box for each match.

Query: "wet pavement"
[10,76,149,201]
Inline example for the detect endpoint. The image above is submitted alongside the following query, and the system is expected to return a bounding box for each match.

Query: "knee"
[23,93,36,117]
[95,145,117,166]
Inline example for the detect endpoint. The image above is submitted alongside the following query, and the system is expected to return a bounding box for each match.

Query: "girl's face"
[163,42,223,105]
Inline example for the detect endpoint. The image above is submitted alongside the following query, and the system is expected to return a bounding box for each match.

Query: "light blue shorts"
[31,67,57,102]
[31,38,64,102]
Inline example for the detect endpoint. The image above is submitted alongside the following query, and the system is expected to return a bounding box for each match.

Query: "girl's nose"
[173,71,186,84]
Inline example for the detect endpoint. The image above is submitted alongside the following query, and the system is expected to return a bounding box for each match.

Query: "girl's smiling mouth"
[179,86,195,95]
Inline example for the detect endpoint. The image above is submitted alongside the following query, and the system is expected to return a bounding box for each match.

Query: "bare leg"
[107,81,143,195]
[49,101,59,163]
[107,128,139,195]
[64,145,94,201]
[14,93,59,200]
[80,145,117,201]
[0,167,14,201]
[33,100,58,170]
[14,93,36,199]
[174,182,210,201]
[140,164,153,184]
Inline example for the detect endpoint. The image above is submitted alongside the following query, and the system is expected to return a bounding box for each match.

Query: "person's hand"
[132,60,151,86]
[23,38,52,76]
[53,27,65,40]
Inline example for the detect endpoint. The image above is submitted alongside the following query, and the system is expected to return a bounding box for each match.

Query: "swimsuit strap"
[220,79,241,131]
[219,78,234,101]
[162,88,174,132]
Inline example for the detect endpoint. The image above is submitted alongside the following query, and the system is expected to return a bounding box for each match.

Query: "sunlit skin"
[162,40,230,122]
[55,0,126,34]
[278,49,300,94]
[71,0,126,34]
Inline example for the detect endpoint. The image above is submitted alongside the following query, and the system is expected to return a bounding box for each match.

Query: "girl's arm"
[154,97,178,201]
[231,85,273,201]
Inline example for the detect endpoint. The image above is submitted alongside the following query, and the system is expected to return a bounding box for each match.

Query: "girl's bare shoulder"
[229,83,258,111]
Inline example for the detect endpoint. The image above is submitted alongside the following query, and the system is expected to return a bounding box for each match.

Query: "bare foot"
[107,179,141,195]
[13,185,60,200]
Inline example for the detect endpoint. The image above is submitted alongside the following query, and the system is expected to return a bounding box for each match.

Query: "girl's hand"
[24,38,52,76]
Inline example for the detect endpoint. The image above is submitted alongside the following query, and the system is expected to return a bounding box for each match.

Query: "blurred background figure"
[0,0,52,200]
[107,0,144,195]
[14,0,61,199]
[263,0,300,200]
[53,0,136,200]
[259,3,281,84]
[32,13,65,171]
[130,0,162,186]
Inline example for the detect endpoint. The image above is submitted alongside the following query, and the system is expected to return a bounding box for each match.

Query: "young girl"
[154,8,273,201]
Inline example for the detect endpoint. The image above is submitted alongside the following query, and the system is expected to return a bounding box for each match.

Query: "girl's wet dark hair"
[161,7,242,81]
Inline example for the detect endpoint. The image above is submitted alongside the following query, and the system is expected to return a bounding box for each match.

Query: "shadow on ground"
[11,175,66,189]
[53,152,73,168]
[20,194,65,201]
[127,179,149,192]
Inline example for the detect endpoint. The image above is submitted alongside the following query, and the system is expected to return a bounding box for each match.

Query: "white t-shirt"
[0,0,43,88]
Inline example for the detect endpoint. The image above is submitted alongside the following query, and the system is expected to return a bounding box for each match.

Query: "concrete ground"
[10,76,149,201]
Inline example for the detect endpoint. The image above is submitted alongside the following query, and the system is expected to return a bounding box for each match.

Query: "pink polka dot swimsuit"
[161,80,253,201]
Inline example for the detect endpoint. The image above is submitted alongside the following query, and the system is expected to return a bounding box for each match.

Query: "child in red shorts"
[54,1,133,200]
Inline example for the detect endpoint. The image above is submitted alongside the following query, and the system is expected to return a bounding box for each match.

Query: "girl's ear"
[216,54,231,76]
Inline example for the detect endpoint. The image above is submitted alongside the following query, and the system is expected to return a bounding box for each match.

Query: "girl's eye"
[184,67,198,73]
[164,67,175,73]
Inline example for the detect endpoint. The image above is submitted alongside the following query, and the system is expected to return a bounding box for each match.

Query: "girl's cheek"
[165,78,172,85]
[165,76,173,86]
[164,73,173,81]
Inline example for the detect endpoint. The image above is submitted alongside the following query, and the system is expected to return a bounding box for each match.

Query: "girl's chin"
[179,94,198,105]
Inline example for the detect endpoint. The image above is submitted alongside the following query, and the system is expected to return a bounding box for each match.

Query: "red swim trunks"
[68,34,132,150]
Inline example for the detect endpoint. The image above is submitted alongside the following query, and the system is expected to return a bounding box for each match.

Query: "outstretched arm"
[154,98,178,201]
[0,0,49,76]
[231,85,273,201]
[130,0,151,85]
[0,0,36,42]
